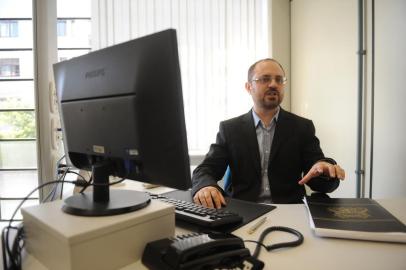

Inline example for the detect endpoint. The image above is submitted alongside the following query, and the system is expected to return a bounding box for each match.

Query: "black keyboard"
[149,194,243,228]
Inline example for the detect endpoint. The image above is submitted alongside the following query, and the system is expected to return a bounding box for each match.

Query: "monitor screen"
[53,29,191,216]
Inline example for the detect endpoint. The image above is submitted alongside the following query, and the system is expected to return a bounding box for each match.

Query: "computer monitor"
[53,29,191,216]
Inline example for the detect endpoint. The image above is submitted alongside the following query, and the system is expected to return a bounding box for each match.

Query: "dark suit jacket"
[191,108,339,204]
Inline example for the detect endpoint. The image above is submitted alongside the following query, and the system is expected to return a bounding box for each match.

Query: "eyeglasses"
[251,75,287,85]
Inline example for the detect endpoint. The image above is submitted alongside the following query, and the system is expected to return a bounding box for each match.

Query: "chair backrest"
[223,166,232,195]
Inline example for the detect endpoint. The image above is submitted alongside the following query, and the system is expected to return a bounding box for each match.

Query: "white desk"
[3,181,405,270]
[127,197,406,270]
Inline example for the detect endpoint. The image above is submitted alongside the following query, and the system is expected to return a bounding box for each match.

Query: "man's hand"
[193,186,226,209]
[298,161,345,185]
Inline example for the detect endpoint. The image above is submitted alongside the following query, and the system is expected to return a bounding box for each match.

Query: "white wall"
[269,0,291,110]
[291,0,358,197]
[290,0,406,198]
[365,0,406,198]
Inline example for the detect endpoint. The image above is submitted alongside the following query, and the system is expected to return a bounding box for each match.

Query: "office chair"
[223,166,232,196]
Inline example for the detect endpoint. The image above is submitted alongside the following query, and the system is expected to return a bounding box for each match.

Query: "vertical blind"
[92,0,269,153]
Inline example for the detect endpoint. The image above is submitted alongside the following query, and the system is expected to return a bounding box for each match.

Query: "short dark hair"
[247,58,286,82]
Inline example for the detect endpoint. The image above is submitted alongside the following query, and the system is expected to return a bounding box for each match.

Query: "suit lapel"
[241,111,262,178]
[269,108,291,163]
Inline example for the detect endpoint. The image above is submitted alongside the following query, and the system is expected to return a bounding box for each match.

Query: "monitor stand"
[62,162,150,216]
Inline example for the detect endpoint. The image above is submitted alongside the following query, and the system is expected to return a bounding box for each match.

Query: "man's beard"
[262,89,281,110]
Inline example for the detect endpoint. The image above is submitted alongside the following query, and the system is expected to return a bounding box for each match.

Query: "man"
[192,58,345,209]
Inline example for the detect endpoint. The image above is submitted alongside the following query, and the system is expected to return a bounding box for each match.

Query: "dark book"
[304,197,406,243]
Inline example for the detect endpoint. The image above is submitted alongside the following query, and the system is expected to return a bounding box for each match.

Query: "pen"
[248,216,267,234]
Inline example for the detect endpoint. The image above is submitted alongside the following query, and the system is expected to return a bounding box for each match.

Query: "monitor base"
[62,189,150,216]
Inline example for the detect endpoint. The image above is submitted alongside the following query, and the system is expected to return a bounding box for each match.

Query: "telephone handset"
[142,232,264,270]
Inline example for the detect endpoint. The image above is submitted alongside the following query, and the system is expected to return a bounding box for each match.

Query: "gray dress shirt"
[251,108,280,203]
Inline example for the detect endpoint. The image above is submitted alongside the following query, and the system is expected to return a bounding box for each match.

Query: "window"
[92,0,269,154]
[0,20,18,37]
[55,0,91,198]
[0,0,37,223]
[0,58,20,77]
[57,18,91,60]
[0,0,91,225]
[57,0,91,61]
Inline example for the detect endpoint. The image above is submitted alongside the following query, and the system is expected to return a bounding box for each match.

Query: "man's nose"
[267,78,279,87]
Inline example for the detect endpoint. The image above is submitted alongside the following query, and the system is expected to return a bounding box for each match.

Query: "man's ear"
[245,82,252,94]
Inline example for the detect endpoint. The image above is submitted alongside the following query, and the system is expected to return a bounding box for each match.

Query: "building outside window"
[0,20,18,38]
[0,58,20,77]
[56,19,66,37]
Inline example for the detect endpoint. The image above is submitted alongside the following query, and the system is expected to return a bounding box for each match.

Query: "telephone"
[142,232,264,270]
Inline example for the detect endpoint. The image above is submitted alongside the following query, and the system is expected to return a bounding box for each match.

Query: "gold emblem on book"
[328,207,370,219]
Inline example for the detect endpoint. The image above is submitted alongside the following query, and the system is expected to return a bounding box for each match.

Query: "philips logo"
[85,68,105,79]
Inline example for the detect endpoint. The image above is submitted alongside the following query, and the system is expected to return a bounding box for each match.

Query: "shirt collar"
[252,107,280,128]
